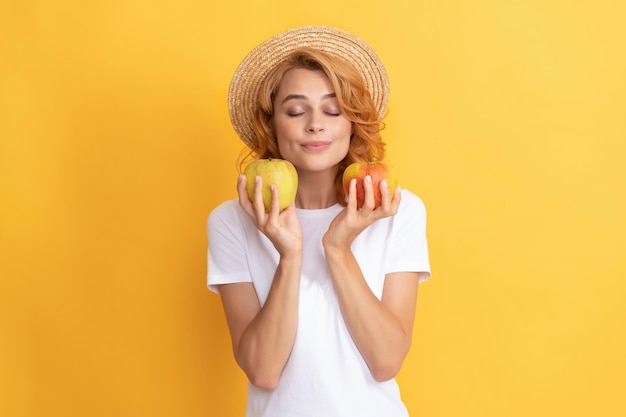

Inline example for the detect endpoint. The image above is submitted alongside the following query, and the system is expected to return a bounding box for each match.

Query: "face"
[272,68,352,175]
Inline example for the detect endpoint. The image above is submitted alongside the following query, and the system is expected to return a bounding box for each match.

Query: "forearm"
[324,247,412,381]
[236,254,302,389]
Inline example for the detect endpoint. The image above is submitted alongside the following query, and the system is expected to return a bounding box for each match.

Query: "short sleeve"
[207,200,253,293]
[385,190,432,282]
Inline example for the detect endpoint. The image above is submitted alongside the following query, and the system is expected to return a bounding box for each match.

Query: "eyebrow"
[281,92,336,104]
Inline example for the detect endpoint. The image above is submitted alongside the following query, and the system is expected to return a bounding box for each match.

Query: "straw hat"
[227,25,390,148]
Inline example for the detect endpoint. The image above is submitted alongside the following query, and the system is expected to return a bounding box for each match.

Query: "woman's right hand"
[237,174,303,258]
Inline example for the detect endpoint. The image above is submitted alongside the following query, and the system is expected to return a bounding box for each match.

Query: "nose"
[306,111,325,133]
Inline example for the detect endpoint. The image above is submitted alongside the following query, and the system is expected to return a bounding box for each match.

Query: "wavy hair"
[241,48,387,205]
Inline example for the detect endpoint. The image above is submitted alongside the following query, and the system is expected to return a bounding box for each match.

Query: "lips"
[301,141,331,152]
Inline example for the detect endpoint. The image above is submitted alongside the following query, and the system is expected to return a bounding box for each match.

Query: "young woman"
[208,26,431,417]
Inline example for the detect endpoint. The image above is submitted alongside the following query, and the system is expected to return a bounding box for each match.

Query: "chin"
[294,160,341,176]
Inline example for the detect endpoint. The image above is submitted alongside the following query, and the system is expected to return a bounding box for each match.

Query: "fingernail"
[255,176,261,183]
[381,179,388,188]
[365,175,372,184]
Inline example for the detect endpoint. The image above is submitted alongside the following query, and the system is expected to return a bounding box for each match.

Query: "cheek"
[274,125,294,151]
[335,119,353,139]
[274,122,295,155]
[272,120,287,149]
[273,117,296,139]
[333,124,352,153]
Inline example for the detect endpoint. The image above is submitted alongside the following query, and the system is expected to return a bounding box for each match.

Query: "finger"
[252,175,267,218]
[268,184,281,221]
[390,185,402,214]
[238,175,253,212]
[379,179,391,212]
[346,178,358,211]
[362,175,375,210]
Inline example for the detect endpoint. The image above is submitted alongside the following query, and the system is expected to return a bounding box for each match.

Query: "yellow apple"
[243,159,298,211]
[342,161,398,208]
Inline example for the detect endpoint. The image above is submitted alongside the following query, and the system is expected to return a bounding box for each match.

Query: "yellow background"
[1,0,625,416]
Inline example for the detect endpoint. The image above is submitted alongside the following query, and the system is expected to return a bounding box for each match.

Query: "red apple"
[342,161,398,208]
[243,159,298,211]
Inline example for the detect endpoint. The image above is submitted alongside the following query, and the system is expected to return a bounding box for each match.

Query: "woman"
[208,26,431,417]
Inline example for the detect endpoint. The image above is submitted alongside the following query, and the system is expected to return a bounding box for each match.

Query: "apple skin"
[342,161,398,208]
[243,159,298,211]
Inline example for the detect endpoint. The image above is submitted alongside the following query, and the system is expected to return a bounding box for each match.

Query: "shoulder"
[207,199,245,230]
[398,189,427,217]
[209,198,240,217]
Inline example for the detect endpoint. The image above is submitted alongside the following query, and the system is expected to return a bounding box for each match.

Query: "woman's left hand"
[323,175,401,250]
[321,176,413,382]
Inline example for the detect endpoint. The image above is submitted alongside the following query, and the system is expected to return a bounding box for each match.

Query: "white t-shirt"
[207,189,431,417]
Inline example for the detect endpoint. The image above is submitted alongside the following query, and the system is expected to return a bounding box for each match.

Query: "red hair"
[242,48,387,204]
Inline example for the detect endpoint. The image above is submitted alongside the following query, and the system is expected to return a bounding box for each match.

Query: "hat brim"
[227,25,389,148]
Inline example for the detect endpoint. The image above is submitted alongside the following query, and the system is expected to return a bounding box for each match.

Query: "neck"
[294,168,339,210]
